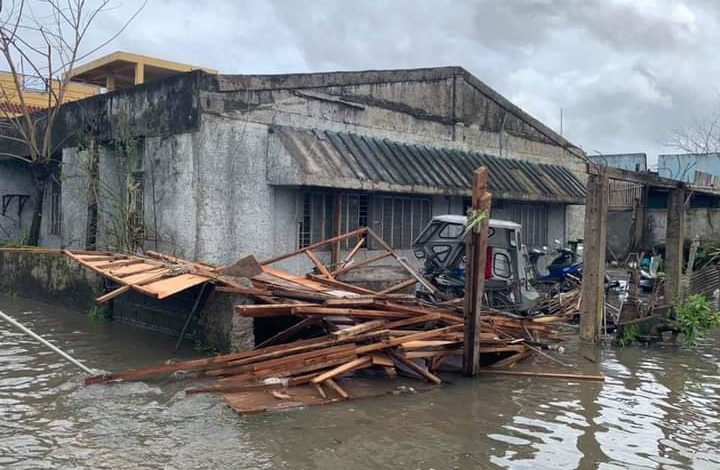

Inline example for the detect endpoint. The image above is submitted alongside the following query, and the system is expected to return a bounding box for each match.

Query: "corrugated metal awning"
[269,126,586,204]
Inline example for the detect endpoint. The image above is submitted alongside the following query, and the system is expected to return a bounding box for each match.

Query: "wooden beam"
[95,285,130,304]
[377,278,417,295]
[665,188,686,305]
[305,250,334,279]
[587,162,681,189]
[476,369,605,381]
[336,236,366,272]
[260,228,368,265]
[391,351,442,384]
[332,252,391,276]
[463,167,492,376]
[580,171,609,342]
[305,274,377,294]
[366,227,438,293]
[324,378,350,399]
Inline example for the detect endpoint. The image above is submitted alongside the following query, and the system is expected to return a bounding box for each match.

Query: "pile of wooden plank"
[530,288,582,321]
[84,228,565,413]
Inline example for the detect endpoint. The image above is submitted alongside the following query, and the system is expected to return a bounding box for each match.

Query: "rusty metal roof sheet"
[271,126,586,203]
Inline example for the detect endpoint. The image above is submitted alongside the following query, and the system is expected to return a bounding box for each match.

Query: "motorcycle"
[528,240,584,293]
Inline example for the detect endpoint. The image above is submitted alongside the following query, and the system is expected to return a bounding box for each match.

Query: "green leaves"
[463,209,488,236]
[676,294,720,346]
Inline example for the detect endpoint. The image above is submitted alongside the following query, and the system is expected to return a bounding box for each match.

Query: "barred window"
[49,179,61,235]
[298,190,431,250]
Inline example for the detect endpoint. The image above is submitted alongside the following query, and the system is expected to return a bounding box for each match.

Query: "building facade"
[1,67,587,272]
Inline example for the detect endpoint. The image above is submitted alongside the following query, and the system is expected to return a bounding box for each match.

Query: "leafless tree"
[664,102,720,182]
[0,0,144,245]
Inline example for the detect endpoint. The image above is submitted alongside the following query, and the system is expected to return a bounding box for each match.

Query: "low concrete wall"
[0,249,253,352]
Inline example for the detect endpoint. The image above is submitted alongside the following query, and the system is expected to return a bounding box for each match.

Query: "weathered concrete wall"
[607,208,634,259]
[205,69,585,173]
[0,160,35,244]
[646,208,720,246]
[0,250,101,310]
[0,249,253,352]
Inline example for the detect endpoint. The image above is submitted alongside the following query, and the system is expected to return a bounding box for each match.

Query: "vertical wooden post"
[630,185,647,252]
[463,167,491,376]
[331,193,342,268]
[134,62,145,85]
[580,169,608,342]
[664,188,686,305]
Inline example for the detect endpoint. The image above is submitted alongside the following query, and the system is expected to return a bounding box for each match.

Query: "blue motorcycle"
[529,244,584,293]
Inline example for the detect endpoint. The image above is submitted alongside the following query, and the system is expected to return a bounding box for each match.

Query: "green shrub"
[676,294,720,346]
[614,324,639,347]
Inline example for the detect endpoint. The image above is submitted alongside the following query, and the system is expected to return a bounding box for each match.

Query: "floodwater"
[1,295,719,470]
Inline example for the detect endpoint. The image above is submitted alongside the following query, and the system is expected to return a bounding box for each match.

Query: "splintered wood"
[84,227,568,414]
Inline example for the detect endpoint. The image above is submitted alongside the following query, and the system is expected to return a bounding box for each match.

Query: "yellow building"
[67,51,217,91]
[0,71,100,116]
[0,51,217,116]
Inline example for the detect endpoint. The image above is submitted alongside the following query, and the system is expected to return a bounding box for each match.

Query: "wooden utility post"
[664,188,686,305]
[580,169,609,342]
[463,167,492,376]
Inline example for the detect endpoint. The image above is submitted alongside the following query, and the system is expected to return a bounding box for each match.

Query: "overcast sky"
[74,0,720,165]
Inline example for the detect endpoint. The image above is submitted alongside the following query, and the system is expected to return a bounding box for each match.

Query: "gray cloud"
[10,0,720,165]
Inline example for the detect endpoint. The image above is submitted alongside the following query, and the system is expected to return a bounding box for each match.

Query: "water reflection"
[1,294,719,469]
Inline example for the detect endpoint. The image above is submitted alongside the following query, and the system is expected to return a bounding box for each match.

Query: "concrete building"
[67,51,217,92]
[1,67,588,271]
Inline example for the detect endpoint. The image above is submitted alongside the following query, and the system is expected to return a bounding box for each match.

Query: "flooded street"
[1,294,719,470]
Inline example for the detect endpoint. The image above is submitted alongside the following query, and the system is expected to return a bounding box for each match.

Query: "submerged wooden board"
[223,377,424,414]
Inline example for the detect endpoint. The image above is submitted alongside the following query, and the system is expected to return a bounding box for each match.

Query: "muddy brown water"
[1,294,719,469]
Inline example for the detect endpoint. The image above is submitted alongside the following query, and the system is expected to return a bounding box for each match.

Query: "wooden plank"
[366,227,438,293]
[144,250,217,270]
[262,266,334,292]
[85,335,340,384]
[291,306,408,319]
[260,227,368,266]
[489,351,531,369]
[332,252,392,276]
[332,320,388,340]
[236,303,318,317]
[94,259,146,270]
[306,274,377,295]
[305,250,334,279]
[476,369,605,381]
[144,274,212,299]
[324,378,349,399]
[336,236,365,272]
[118,268,171,285]
[254,316,321,349]
[377,278,417,295]
[111,263,165,277]
[353,325,463,356]
[311,356,373,384]
[95,285,131,304]
[370,353,394,367]
[391,352,442,384]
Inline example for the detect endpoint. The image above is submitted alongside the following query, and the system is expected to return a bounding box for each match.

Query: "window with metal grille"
[298,190,431,250]
[49,179,61,235]
[371,195,431,249]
